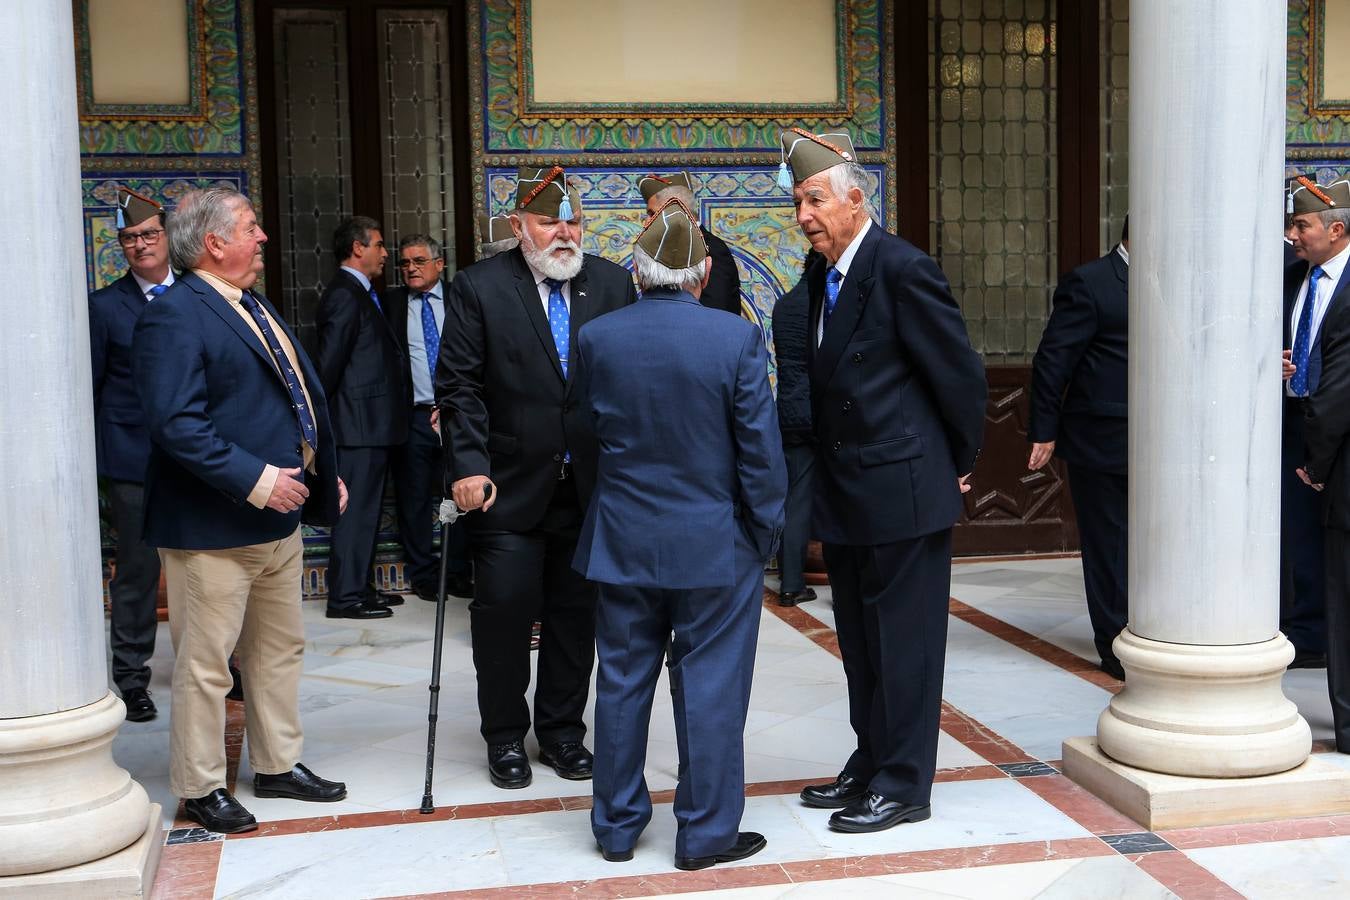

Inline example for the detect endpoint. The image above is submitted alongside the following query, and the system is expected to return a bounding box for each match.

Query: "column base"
[1064,737,1350,829]
[1097,630,1310,776]
[0,805,161,899]
[0,692,152,876]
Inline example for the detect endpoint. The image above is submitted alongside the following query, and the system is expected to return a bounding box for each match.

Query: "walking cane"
[419,482,491,814]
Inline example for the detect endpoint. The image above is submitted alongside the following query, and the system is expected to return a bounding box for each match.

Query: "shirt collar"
[1116,243,1129,265]
[131,270,174,297]
[412,280,443,302]
[832,218,872,278]
[525,258,570,290]
[1313,243,1350,282]
[341,265,372,291]
[193,269,244,303]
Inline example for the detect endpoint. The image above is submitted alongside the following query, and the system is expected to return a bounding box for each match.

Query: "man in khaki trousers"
[132,187,349,833]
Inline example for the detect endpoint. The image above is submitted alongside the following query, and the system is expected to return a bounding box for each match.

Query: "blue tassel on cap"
[116,207,125,229]
[558,192,573,220]
[777,162,793,190]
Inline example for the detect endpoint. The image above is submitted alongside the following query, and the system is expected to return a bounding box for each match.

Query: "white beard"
[519,229,583,281]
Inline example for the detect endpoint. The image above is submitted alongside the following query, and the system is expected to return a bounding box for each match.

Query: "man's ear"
[509,214,524,241]
[700,256,712,289]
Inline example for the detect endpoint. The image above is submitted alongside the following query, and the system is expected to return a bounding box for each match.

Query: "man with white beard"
[436,166,637,789]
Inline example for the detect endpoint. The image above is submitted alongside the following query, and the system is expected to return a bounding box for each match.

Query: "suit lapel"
[186,273,279,376]
[812,226,879,384]
[1314,266,1350,346]
[565,263,593,392]
[512,252,565,381]
[116,273,147,319]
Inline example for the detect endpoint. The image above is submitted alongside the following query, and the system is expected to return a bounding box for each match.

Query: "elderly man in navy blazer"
[133,187,349,834]
[1028,219,1130,679]
[89,187,174,723]
[573,199,785,870]
[783,128,987,833]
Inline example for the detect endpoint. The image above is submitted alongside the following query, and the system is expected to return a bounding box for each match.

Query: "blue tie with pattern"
[239,291,318,449]
[419,292,439,383]
[544,278,570,378]
[147,284,167,300]
[823,267,844,330]
[368,287,382,313]
[1291,265,1325,397]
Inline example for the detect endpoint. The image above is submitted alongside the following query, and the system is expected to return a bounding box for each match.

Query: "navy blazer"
[772,274,813,444]
[572,289,786,588]
[131,272,340,550]
[315,269,409,447]
[1283,255,1350,396]
[807,224,987,545]
[701,227,743,317]
[1028,249,1129,474]
[90,272,155,482]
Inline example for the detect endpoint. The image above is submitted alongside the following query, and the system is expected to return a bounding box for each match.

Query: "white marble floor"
[112,556,1350,899]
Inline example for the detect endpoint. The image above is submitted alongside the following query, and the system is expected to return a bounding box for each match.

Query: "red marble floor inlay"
[1128,850,1247,900]
[1015,773,1144,835]
[1159,813,1350,849]
[948,598,1123,693]
[761,589,841,659]
[939,702,1035,765]
[150,838,222,900]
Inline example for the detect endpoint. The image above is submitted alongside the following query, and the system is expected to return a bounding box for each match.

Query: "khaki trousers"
[161,528,305,797]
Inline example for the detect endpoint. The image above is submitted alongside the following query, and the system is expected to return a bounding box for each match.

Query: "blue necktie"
[239,291,318,449]
[1291,265,1325,397]
[823,267,843,330]
[544,278,570,378]
[368,287,382,313]
[147,284,167,300]
[419,292,439,383]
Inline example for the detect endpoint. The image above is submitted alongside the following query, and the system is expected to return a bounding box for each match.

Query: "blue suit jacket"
[572,289,786,589]
[1028,249,1128,474]
[1284,255,1350,395]
[90,272,155,482]
[131,272,340,550]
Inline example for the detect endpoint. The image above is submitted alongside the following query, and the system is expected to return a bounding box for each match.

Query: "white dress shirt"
[817,218,873,345]
[131,269,175,300]
[1287,242,1350,396]
[525,261,572,317]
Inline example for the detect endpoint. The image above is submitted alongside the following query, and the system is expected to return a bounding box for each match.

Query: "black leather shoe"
[326,599,393,619]
[182,789,257,834]
[227,664,244,702]
[1100,656,1126,680]
[253,763,347,801]
[800,772,866,808]
[121,687,157,723]
[778,587,817,607]
[446,573,475,599]
[539,741,593,780]
[414,582,441,603]
[488,741,532,789]
[674,831,766,871]
[371,589,405,607]
[597,842,633,862]
[1290,650,1328,669]
[828,792,930,833]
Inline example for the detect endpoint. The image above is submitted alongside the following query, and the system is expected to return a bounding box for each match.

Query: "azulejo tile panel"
[1288,0,1350,157]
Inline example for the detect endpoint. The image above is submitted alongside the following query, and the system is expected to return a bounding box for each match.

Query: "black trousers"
[826,529,951,806]
[107,479,161,693]
[470,479,595,746]
[777,441,816,594]
[1324,528,1350,752]
[1282,399,1327,655]
[327,445,390,610]
[392,408,468,589]
[1066,463,1128,664]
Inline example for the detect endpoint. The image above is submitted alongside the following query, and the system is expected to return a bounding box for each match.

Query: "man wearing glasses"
[384,235,472,602]
[88,186,174,723]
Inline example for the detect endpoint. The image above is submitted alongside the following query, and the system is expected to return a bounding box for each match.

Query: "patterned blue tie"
[544,278,570,378]
[419,292,439,383]
[823,267,844,330]
[368,287,382,313]
[1291,265,1325,397]
[239,291,318,449]
[147,284,167,300]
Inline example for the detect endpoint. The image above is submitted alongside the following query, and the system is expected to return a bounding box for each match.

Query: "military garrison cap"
[1288,176,1350,215]
[516,166,582,219]
[638,172,694,202]
[116,186,164,230]
[636,198,707,270]
[778,128,858,187]
[478,213,514,244]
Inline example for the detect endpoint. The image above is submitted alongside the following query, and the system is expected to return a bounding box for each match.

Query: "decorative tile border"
[1288,0,1350,157]
[74,0,205,120]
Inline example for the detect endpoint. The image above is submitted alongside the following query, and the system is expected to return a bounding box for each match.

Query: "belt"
[413,402,436,411]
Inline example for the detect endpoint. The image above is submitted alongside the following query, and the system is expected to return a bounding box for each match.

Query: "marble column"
[1061,0,1350,828]
[0,1,157,886]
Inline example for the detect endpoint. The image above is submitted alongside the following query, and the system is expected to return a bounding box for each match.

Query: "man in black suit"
[437,166,637,789]
[89,187,173,722]
[1027,220,1130,679]
[639,173,741,317]
[1294,177,1350,753]
[782,129,987,832]
[316,216,409,619]
[383,234,471,601]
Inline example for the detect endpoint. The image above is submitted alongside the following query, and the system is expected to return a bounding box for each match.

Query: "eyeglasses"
[398,256,439,268]
[118,227,164,248]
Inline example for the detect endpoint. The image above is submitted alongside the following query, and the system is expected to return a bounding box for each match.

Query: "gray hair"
[827,162,879,222]
[168,187,251,272]
[631,243,706,293]
[479,237,519,259]
[1318,207,1350,234]
[649,185,699,223]
[398,233,443,259]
